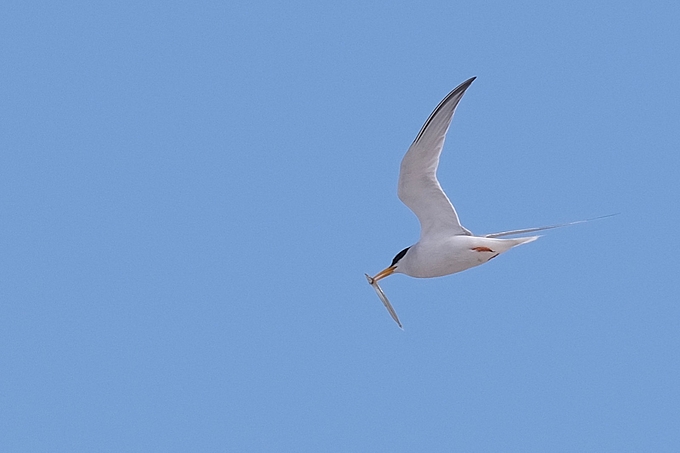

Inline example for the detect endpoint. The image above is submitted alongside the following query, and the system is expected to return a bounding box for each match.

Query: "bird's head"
[370,246,410,282]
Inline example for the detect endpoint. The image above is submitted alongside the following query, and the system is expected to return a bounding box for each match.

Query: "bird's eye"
[391,247,410,266]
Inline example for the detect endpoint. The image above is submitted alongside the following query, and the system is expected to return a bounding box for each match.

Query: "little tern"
[366,77,610,328]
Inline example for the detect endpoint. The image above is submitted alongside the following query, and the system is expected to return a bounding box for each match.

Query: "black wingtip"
[461,76,476,88]
[411,77,477,145]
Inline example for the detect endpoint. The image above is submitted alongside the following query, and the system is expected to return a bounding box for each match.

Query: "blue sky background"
[1,1,679,451]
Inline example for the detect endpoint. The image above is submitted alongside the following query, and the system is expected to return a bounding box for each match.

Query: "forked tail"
[484,214,619,238]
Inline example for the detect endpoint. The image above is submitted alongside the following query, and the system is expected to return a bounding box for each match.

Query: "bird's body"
[366,77,582,328]
[395,235,537,279]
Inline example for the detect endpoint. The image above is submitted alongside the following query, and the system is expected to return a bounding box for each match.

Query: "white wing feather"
[485,214,619,238]
[398,77,476,240]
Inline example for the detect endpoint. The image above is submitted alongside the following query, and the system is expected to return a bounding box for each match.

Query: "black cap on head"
[390,247,410,267]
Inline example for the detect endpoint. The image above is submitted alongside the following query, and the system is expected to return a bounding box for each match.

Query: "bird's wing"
[484,214,619,238]
[398,77,476,240]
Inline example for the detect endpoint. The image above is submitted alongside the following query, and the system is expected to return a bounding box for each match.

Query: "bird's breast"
[399,236,499,278]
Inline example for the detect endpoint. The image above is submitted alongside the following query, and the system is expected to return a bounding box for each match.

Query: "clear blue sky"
[1,1,679,451]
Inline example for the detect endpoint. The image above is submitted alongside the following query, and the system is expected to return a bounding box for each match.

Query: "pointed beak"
[371,265,396,282]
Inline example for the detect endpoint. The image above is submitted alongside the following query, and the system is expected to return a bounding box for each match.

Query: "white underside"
[395,235,538,278]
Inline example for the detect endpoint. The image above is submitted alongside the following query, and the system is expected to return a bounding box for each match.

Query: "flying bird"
[366,77,611,328]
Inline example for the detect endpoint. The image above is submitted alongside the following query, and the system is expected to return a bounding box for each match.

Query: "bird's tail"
[484,213,619,239]
[508,235,540,247]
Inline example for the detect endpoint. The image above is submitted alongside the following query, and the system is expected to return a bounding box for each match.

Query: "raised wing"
[398,77,476,240]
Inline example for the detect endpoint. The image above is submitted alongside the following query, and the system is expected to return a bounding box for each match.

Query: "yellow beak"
[372,265,396,282]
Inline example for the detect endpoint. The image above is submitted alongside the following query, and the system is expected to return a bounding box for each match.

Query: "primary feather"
[398,77,476,240]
